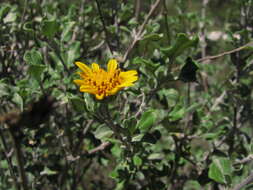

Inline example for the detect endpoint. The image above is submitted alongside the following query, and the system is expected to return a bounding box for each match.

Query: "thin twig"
[39,80,46,96]
[231,173,253,190]
[75,159,92,187]
[95,0,113,54]
[197,41,253,63]
[206,91,226,118]
[163,0,170,44]
[122,0,161,62]
[234,154,253,165]
[187,83,191,105]
[200,0,209,58]
[134,92,146,118]
[0,127,20,190]
[44,39,71,76]
[9,130,29,190]
[101,104,132,152]
[88,142,110,155]
[134,0,141,21]
[21,0,28,24]
[113,3,120,49]
[73,120,93,154]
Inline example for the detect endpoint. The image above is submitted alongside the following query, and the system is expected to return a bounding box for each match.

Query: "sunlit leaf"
[161,33,199,59]
[137,109,157,133]
[133,155,142,166]
[94,125,113,140]
[40,167,58,176]
[208,158,232,184]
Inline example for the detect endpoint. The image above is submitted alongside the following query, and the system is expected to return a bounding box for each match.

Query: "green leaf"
[123,117,137,135]
[179,57,199,82]
[24,49,43,65]
[131,134,144,142]
[49,51,63,69]
[208,161,225,184]
[185,102,202,113]
[40,167,58,176]
[148,153,164,160]
[0,81,9,97]
[61,21,75,42]
[84,5,93,14]
[3,9,17,23]
[0,4,10,20]
[136,109,157,133]
[94,125,113,140]
[161,33,199,59]
[168,106,185,122]
[133,57,160,69]
[27,64,46,81]
[110,170,118,179]
[141,33,163,41]
[183,180,201,190]
[0,160,9,169]
[23,21,35,34]
[41,19,59,38]
[69,96,86,112]
[67,41,81,64]
[157,88,179,107]
[12,93,23,111]
[111,144,122,158]
[208,158,232,184]
[220,158,232,175]
[133,155,142,166]
[83,93,95,112]
[202,133,220,140]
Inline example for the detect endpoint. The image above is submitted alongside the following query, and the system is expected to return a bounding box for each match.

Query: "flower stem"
[100,103,132,151]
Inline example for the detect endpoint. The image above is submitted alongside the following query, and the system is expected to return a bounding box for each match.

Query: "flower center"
[86,69,121,96]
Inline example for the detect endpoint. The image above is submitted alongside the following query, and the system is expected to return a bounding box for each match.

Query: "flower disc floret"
[74,59,138,100]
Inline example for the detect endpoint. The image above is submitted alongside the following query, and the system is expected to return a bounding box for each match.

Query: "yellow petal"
[120,70,138,78]
[118,75,138,87]
[120,73,138,82]
[108,87,121,95]
[75,62,92,75]
[126,76,138,82]
[118,82,134,88]
[95,94,104,100]
[73,79,86,86]
[76,72,88,79]
[91,63,100,72]
[107,59,118,73]
[80,85,96,94]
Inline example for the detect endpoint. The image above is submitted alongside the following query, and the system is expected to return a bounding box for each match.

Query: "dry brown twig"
[234,154,253,165]
[197,41,253,63]
[122,0,161,62]
[231,172,253,190]
[134,92,146,118]
[88,142,110,155]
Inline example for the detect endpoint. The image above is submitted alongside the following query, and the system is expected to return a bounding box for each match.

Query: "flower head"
[73,59,138,100]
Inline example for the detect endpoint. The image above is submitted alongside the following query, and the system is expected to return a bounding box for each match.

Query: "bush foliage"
[1,0,253,189]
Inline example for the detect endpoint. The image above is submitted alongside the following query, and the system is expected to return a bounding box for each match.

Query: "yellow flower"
[73,59,138,100]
